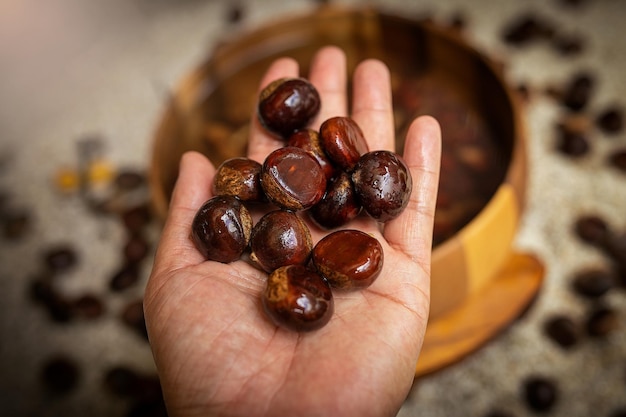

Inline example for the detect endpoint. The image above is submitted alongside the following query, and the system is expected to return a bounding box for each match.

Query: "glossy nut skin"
[319,116,369,171]
[191,195,252,263]
[309,171,361,230]
[287,129,335,180]
[249,210,313,272]
[351,150,413,222]
[261,146,327,211]
[257,77,321,138]
[262,264,334,331]
[212,157,264,202]
[312,229,383,289]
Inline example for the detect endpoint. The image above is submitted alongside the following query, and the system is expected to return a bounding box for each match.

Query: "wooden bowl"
[149,5,543,376]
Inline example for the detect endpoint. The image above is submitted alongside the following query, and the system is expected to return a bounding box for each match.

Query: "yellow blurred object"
[54,166,80,193]
[87,159,115,185]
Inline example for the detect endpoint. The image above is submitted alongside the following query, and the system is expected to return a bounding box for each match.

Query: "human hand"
[144,46,441,417]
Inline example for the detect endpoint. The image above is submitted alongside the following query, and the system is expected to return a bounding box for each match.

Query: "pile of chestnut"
[191,77,412,331]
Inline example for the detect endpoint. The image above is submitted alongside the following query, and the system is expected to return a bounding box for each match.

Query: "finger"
[383,116,442,273]
[151,151,216,275]
[247,57,299,164]
[351,59,395,152]
[308,45,348,128]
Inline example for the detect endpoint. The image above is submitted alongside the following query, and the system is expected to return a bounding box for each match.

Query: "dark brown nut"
[309,171,361,230]
[249,210,313,272]
[104,366,140,397]
[212,157,264,202]
[571,268,616,299]
[556,125,590,157]
[257,77,321,138]
[261,146,327,211]
[543,315,580,349]
[262,264,333,331]
[71,294,105,319]
[351,150,413,222]
[522,376,559,412]
[319,116,369,171]
[552,33,585,56]
[574,215,610,246]
[43,245,78,273]
[121,299,148,340]
[312,229,383,289]
[595,106,623,134]
[608,148,626,173]
[287,129,335,180]
[561,71,594,112]
[109,263,140,292]
[501,13,554,46]
[40,355,81,394]
[586,304,619,338]
[123,234,150,264]
[191,195,252,263]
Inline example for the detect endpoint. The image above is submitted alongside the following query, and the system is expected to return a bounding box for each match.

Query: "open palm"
[144,46,441,417]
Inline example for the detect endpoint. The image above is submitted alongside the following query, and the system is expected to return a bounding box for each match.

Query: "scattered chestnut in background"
[191,195,252,263]
[319,116,369,172]
[257,77,321,138]
[262,264,334,331]
[261,146,327,211]
[522,375,559,412]
[249,210,313,272]
[309,171,361,229]
[312,229,383,289]
[212,157,264,202]
[351,150,413,222]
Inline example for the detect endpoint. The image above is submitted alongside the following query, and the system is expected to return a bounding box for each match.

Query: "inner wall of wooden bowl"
[153,9,515,250]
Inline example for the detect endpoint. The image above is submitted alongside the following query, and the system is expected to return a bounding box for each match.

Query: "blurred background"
[0,0,625,416]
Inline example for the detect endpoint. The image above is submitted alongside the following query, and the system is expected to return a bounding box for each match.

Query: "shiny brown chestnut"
[287,129,335,180]
[261,146,327,211]
[262,264,334,331]
[319,116,369,171]
[309,171,361,230]
[351,150,413,222]
[257,77,321,138]
[191,195,252,263]
[312,229,383,289]
[212,157,264,202]
[249,210,313,272]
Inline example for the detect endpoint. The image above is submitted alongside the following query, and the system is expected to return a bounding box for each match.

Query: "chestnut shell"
[261,146,327,211]
[212,157,264,202]
[262,264,334,331]
[351,150,413,222]
[312,229,383,289]
[191,195,252,263]
[319,116,369,171]
[249,210,313,272]
[257,77,321,138]
[309,171,361,229]
[287,129,335,180]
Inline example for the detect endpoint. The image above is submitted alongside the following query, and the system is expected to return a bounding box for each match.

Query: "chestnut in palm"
[312,229,383,289]
[191,195,252,263]
[351,150,412,222]
[249,210,313,273]
[262,264,334,331]
[319,116,369,172]
[257,77,321,139]
[212,157,264,202]
[309,171,361,229]
[261,146,327,211]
